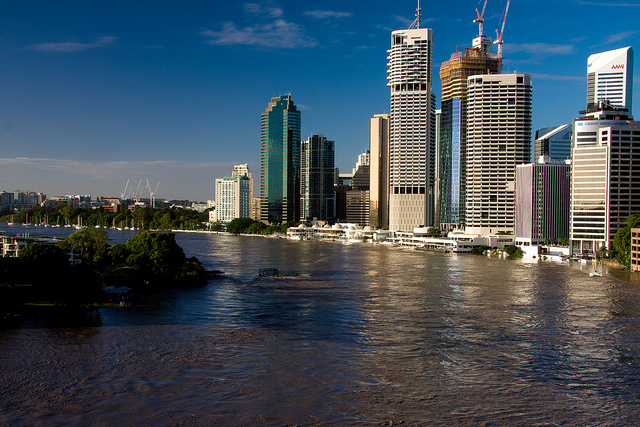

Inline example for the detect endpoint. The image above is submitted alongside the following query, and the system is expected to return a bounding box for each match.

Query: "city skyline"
[1,0,639,200]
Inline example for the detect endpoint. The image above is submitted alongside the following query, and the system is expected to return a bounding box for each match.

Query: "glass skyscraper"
[300,134,335,222]
[260,95,301,224]
[438,23,501,229]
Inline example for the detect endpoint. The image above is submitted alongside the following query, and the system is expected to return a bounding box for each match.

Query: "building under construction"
[438,1,504,229]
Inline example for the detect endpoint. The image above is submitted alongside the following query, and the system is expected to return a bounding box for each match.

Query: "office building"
[439,18,502,229]
[570,101,640,255]
[300,134,335,222]
[231,163,253,202]
[465,73,533,235]
[534,124,572,163]
[387,20,436,231]
[587,46,634,114]
[369,114,390,229]
[346,166,370,226]
[260,94,301,224]
[515,161,571,248]
[214,175,251,223]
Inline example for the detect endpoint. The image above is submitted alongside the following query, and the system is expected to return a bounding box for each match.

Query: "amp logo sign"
[611,64,625,70]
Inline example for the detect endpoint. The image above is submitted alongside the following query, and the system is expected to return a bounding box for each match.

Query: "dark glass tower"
[300,134,335,222]
[260,95,301,224]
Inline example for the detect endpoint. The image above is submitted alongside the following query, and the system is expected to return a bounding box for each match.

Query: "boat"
[590,252,603,277]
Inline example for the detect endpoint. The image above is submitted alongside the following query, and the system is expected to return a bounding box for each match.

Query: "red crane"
[494,0,511,58]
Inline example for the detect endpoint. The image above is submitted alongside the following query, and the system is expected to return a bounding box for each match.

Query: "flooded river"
[1,225,640,425]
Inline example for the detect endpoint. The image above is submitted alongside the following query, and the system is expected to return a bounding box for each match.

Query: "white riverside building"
[570,101,640,255]
[387,26,436,231]
[465,73,533,235]
[214,175,251,223]
[587,46,634,114]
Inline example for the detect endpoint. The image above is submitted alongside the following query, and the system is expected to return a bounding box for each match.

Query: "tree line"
[0,204,210,231]
[0,228,211,315]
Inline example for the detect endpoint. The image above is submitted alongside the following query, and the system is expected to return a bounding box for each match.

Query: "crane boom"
[474,0,488,36]
[494,0,511,57]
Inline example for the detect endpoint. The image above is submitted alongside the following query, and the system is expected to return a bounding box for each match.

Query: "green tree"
[613,213,640,267]
[503,245,524,258]
[65,227,110,263]
[426,227,441,237]
[227,218,255,234]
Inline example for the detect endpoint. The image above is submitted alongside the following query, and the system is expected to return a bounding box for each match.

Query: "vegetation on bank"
[614,213,640,268]
[0,204,210,231]
[0,229,211,313]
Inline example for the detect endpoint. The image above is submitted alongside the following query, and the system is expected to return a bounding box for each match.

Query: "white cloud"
[0,158,236,200]
[507,43,575,55]
[30,35,116,53]
[303,10,353,19]
[530,73,584,81]
[200,20,317,48]
[244,3,283,18]
[603,30,636,44]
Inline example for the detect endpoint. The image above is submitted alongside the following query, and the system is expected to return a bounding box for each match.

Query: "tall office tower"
[214,174,251,223]
[369,114,390,229]
[515,161,571,248]
[439,18,502,230]
[570,101,640,255]
[587,46,634,113]
[260,94,301,224]
[387,20,436,231]
[300,134,335,222]
[231,163,254,202]
[346,166,370,225]
[465,73,533,235]
[534,124,572,163]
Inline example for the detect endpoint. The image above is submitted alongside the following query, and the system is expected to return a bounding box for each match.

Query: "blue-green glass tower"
[260,95,301,224]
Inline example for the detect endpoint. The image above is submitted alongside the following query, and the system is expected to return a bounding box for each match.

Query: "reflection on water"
[1,227,640,425]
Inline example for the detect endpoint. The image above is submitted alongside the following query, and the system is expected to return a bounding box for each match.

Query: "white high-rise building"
[231,163,253,202]
[587,46,634,114]
[570,101,640,255]
[214,175,251,223]
[387,23,436,231]
[465,73,533,235]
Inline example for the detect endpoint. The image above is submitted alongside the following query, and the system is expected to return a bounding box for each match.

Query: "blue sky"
[0,0,638,201]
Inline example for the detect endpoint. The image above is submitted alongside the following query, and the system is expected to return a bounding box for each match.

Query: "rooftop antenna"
[408,0,421,29]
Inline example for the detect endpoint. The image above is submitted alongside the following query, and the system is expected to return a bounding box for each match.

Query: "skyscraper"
[570,101,640,255]
[260,95,301,224]
[439,20,502,229]
[387,13,436,231]
[534,124,572,163]
[587,46,634,114]
[300,134,335,222]
[465,73,533,235]
[369,114,390,229]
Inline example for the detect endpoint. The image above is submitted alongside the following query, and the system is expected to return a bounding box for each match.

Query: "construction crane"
[474,0,488,36]
[120,180,130,202]
[494,0,511,58]
[147,179,160,208]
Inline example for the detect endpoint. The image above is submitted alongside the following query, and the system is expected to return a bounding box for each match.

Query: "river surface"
[2,224,640,425]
